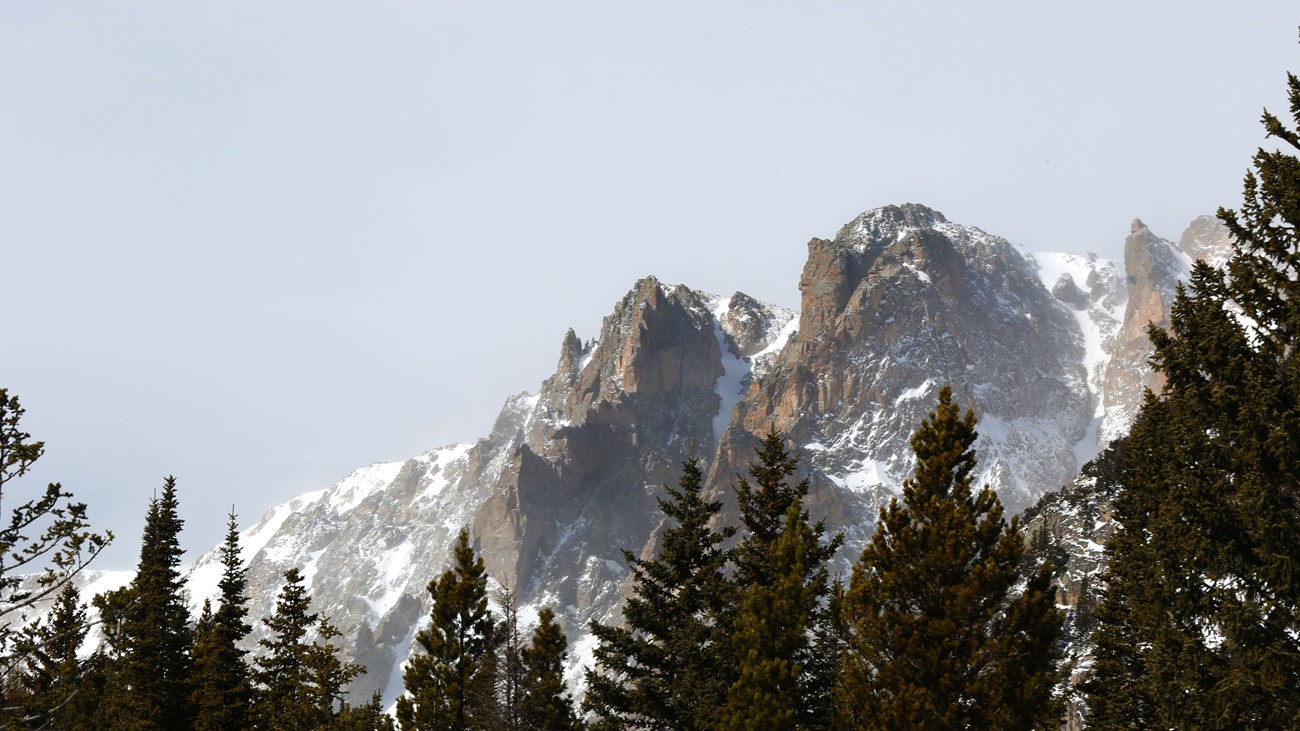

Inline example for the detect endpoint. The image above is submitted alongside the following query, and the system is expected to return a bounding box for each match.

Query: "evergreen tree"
[584,456,733,730]
[720,500,821,731]
[497,586,525,731]
[101,476,193,731]
[3,582,98,729]
[521,607,579,731]
[839,387,1061,730]
[254,567,363,730]
[338,691,398,731]
[191,510,254,731]
[723,433,842,730]
[0,388,111,676]
[1085,66,1300,729]
[732,430,809,586]
[304,616,365,724]
[397,529,499,731]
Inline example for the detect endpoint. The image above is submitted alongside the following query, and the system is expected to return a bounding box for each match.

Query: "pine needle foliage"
[190,511,253,731]
[3,582,100,729]
[0,388,110,679]
[839,387,1061,730]
[101,476,193,731]
[1085,64,1300,730]
[397,528,499,731]
[521,607,580,731]
[254,567,363,730]
[720,432,842,730]
[721,499,822,731]
[585,456,733,730]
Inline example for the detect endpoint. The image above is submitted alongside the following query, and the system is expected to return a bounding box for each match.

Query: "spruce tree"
[1085,65,1300,730]
[722,433,842,729]
[254,567,362,730]
[584,456,733,730]
[102,476,193,731]
[839,387,1061,730]
[496,586,526,731]
[338,691,398,731]
[191,511,253,731]
[721,500,821,731]
[4,582,96,729]
[521,607,579,731]
[397,529,499,731]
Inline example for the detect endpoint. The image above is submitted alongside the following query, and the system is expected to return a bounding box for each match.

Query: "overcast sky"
[4,2,1297,569]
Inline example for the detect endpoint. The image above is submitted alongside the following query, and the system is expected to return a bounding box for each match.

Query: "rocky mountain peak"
[1179,214,1233,268]
[131,204,1239,710]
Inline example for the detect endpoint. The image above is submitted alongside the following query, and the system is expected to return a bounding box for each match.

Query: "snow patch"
[894,379,934,406]
[710,297,752,446]
[415,443,474,500]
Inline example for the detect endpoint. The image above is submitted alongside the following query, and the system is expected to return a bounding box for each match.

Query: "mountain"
[90,204,1232,705]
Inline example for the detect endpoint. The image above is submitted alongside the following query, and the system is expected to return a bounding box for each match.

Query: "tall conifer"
[397,529,499,731]
[1085,64,1300,729]
[721,500,823,731]
[521,607,579,731]
[584,456,733,730]
[254,567,363,730]
[722,433,842,729]
[839,387,1061,730]
[191,510,253,731]
[102,476,193,731]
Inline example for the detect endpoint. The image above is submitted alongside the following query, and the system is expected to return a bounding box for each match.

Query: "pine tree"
[584,456,733,730]
[3,582,97,729]
[191,511,253,731]
[101,476,193,731]
[497,586,525,731]
[338,691,398,731]
[304,616,365,723]
[720,500,820,731]
[0,388,111,677]
[839,387,1061,730]
[1085,65,1300,729]
[722,433,842,730]
[253,567,363,730]
[521,607,579,731]
[396,529,499,731]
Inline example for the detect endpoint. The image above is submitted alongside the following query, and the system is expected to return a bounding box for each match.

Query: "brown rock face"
[475,276,728,597]
[1101,220,1184,429]
[1180,214,1234,265]
[725,203,1090,526]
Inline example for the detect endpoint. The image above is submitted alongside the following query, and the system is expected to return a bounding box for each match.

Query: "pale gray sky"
[3,2,1296,568]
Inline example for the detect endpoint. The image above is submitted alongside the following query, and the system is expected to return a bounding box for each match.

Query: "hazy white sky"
[3,2,1297,568]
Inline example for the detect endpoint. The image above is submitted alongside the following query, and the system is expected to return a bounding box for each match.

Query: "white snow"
[327,460,407,514]
[242,488,331,564]
[828,459,891,493]
[894,379,934,406]
[299,548,327,588]
[710,297,752,446]
[1029,251,1127,467]
[184,559,223,615]
[750,316,799,374]
[415,443,474,500]
[566,631,601,698]
[577,340,598,372]
[365,539,416,623]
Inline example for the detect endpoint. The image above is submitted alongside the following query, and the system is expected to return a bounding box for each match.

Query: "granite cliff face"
[161,204,1233,704]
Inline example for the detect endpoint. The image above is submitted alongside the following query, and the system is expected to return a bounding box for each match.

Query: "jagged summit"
[63,204,1237,709]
